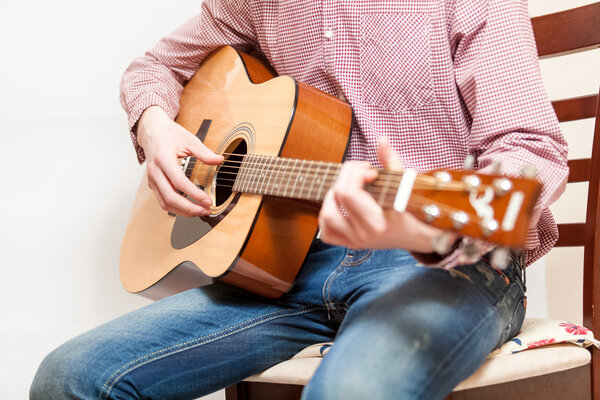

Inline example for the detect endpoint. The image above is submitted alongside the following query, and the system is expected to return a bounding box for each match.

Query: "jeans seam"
[323,249,374,312]
[322,250,349,312]
[341,249,374,266]
[98,306,322,400]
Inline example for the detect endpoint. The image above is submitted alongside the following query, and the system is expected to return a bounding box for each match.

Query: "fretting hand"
[318,137,448,252]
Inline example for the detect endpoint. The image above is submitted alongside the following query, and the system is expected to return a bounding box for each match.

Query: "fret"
[250,155,265,193]
[378,172,392,207]
[304,162,316,201]
[258,156,273,194]
[289,159,302,198]
[267,156,278,195]
[297,159,308,199]
[316,162,330,201]
[272,158,283,197]
[243,154,257,193]
[283,158,296,197]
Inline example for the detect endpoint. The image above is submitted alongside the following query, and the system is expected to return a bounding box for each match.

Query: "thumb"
[377,136,404,171]
[188,135,224,165]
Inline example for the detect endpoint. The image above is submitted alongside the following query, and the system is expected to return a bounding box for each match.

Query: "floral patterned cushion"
[292,318,599,360]
[489,318,600,357]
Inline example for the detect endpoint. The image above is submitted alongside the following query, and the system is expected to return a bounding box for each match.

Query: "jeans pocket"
[360,13,434,112]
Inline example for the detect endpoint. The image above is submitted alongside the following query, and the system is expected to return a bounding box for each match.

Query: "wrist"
[137,106,168,149]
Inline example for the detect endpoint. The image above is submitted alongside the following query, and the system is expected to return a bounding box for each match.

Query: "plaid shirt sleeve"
[422,0,569,268]
[119,0,257,163]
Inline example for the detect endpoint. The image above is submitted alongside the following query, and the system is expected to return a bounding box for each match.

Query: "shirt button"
[324,29,334,39]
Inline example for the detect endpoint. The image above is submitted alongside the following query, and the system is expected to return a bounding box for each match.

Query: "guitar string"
[197,157,485,189]
[207,179,482,215]
[208,169,479,192]
[197,183,480,223]
[197,157,473,189]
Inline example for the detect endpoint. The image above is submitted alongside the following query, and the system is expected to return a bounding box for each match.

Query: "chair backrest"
[530,2,600,397]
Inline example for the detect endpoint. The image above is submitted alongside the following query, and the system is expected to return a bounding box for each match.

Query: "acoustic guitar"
[119,46,541,300]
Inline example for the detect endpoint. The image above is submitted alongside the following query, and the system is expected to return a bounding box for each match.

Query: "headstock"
[405,169,541,248]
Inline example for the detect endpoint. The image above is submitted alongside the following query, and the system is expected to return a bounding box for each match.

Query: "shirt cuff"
[126,91,178,164]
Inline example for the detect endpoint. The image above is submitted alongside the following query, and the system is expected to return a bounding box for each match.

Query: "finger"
[153,168,210,216]
[159,156,212,207]
[187,134,224,165]
[148,178,196,218]
[377,136,404,171]
[319,189,361,248]
[333,163,386,237]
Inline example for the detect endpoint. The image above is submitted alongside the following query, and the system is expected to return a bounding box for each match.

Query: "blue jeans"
[30,240,526,400]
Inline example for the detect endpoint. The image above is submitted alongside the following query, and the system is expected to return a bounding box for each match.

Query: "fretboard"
[231,154,402,208]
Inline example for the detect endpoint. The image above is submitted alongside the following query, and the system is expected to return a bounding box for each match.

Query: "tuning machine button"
[492,178,513,196]
[481,219,499,236]
[459,241,481,263]
[463,175,481,191]
[463,155,475,170]
[491,160,503,175]
[432,233,455,255]
[434,171,452,187]
[451,211,469,229]
[423,205,441,222]
[521,164,537,179]
[491,247,511,270]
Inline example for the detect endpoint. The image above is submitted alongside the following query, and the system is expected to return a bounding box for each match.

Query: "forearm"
[119,0,257,163]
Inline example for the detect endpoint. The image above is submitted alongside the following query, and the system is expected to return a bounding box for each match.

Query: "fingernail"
[202,199,212,207]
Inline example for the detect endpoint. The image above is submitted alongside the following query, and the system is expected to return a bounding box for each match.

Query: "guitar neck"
[231,154,401,208]
[220,152,540,248]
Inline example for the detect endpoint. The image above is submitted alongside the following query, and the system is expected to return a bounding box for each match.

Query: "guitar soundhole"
[214,138,247,207]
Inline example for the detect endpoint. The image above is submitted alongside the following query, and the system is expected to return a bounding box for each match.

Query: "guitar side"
[120,47,352,299]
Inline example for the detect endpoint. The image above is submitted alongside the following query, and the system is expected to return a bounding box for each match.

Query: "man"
[30,0,568,399]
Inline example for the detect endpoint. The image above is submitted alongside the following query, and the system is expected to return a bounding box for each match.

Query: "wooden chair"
[225,3,600,399]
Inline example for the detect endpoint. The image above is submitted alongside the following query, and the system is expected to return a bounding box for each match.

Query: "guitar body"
[120,46,352,299]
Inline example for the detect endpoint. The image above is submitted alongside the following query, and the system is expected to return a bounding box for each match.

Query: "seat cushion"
[246,344,590,390]
[245,318,594,390]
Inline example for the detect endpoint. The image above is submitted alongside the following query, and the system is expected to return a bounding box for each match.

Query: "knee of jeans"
[302,360,417,400]
[30,342,100,400]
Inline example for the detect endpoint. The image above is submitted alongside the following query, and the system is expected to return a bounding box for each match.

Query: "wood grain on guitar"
[119,46,541,301]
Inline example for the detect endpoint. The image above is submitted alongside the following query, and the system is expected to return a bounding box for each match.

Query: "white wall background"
[0,0,598,398]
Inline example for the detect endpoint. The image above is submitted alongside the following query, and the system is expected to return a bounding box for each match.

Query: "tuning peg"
[492,178,513,196]
[431,233,455,255]
[434,171,452,186]
[491,247,511,270]
[451,211,469,229]
[521,164,537,179]
[459,241,480,263]
[462,175,481,191]
[463,155,475,170]
[423,204,441,222]
[481,219,499,236]
[491,160,503,174]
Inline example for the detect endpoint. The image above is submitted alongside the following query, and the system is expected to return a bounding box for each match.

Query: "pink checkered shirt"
[120,0,569,268]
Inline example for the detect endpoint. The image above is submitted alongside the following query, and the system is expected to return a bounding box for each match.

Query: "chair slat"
[556,223,587,247]
[532,3,600,58]
[568,159,591,183]
[552,95,599,123]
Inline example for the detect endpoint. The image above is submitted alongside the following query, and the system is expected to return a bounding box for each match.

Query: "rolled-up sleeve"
[417,0,569,268]
[119,0,257,163]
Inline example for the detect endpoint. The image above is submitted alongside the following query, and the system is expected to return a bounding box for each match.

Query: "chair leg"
[225,383,245,400]
[226,382,303,400]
